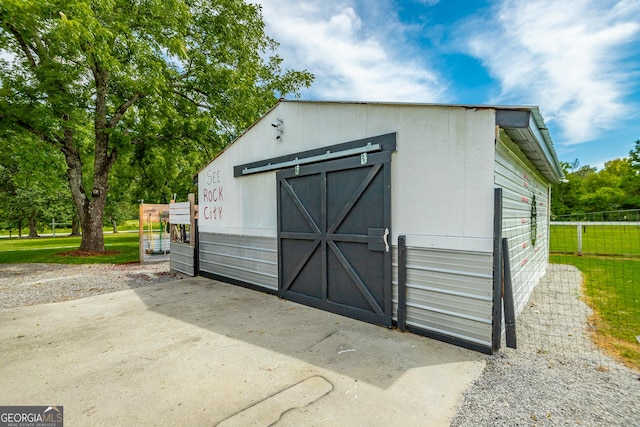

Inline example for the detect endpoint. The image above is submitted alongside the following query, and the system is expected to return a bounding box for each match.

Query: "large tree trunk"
[61,124,115,253]
[28,212,39,238]
[79,202,106,251]
[57,67,128,252]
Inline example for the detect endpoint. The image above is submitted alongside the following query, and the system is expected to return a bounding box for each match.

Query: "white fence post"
[577,223,583,256]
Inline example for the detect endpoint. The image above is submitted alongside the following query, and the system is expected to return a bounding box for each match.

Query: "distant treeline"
[552,139,640,215]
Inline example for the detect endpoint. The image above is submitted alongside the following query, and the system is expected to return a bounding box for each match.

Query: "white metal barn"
[195,100,565,353]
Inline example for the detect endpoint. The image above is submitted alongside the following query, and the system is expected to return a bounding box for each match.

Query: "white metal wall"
[198,102,496,252]
[199,232,278,290]
[197,101,499,350]
[170,242,194,276]
[495,131,550,315]
[392,246,494,348]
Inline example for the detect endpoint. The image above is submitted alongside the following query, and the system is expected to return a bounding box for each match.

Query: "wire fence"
[518,210,640,371]
[552,208,640,222]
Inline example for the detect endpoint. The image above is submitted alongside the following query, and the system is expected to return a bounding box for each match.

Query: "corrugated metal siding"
[199,232,278,290]
[392,246,494,348]
[495,133,550,315]
[170,242,194,276]
[141,234,170,253]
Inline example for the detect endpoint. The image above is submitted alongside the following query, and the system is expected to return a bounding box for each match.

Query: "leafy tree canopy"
[0,0,313,251]
[552,140,640,216]
[0,132,71,236]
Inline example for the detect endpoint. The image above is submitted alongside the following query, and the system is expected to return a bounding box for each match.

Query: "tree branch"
[4,23,38,68]
[32,33,49,62]
[170,81,211,98]
[107,94,144,128]
[11,116,61,146]
[173,90,210,109]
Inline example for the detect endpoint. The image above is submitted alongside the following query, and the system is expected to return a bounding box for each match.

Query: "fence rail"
[551,221,640,257]
[552,208,640,222]
[552,221,640,226]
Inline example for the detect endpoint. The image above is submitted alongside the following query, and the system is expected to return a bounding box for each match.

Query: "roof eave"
[496,108,565,184]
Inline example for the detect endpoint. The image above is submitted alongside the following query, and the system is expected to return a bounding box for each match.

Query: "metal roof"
[495,106,565,183]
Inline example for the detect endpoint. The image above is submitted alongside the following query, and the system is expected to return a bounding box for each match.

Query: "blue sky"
[255,0,640,170]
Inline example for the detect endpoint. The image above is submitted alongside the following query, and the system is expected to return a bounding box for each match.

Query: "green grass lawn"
[550,253,640,370]
[0,232,140,264]
[550,224,640,256]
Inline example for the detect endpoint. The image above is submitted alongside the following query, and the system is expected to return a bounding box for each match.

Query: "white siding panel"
[169,202,191,225]
[495,132,550,315]
[170,242,194,276]
[407,308,492,347]
[199,233,278,290]
[392,246,493,347]
[384,106,495,246]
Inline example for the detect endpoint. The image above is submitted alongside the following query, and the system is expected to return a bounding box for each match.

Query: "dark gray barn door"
[277,151,392,326]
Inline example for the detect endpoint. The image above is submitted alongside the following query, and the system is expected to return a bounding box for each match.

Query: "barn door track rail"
[233,133,397,178]
[241,143,381,176]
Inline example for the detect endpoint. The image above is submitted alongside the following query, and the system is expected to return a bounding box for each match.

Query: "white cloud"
[462,0,640,145]
[255,0,446,102]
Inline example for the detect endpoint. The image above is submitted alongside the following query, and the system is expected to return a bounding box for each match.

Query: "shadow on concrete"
[132,276,482,390]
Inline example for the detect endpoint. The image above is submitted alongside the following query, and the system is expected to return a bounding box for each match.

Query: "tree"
[0,132,71,237]
[551,143,640,215]
[0,0,312,252]
[551,163,596,215]
[629,139,640,170]
[623,140,640,208]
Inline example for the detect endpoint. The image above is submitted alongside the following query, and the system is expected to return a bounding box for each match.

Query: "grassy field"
[550,224,640,256]
[0,232,140,264]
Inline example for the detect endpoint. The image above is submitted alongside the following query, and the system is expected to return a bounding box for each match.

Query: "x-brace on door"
[277,150,392,326]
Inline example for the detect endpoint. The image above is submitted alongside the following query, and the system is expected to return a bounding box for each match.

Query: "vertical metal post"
[502,237,517,349]
[169,201,176,243]
[194,218,199,276]
[52,219,56,238]
[492,188,503,352]
[397,235,407,332]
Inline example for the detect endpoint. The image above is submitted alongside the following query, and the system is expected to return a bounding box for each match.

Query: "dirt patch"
[588,312,640,371]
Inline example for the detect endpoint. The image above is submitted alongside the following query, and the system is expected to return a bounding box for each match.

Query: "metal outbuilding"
[193,100,565,353]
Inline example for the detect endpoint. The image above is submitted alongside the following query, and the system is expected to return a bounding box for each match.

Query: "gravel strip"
[451,264,640,426]
[0,262,185,309]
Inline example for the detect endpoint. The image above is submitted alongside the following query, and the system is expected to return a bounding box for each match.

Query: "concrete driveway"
[0,277,485,426]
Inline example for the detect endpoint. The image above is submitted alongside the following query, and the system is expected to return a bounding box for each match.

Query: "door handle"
[367,228,390,252]
[383,228,389,253]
